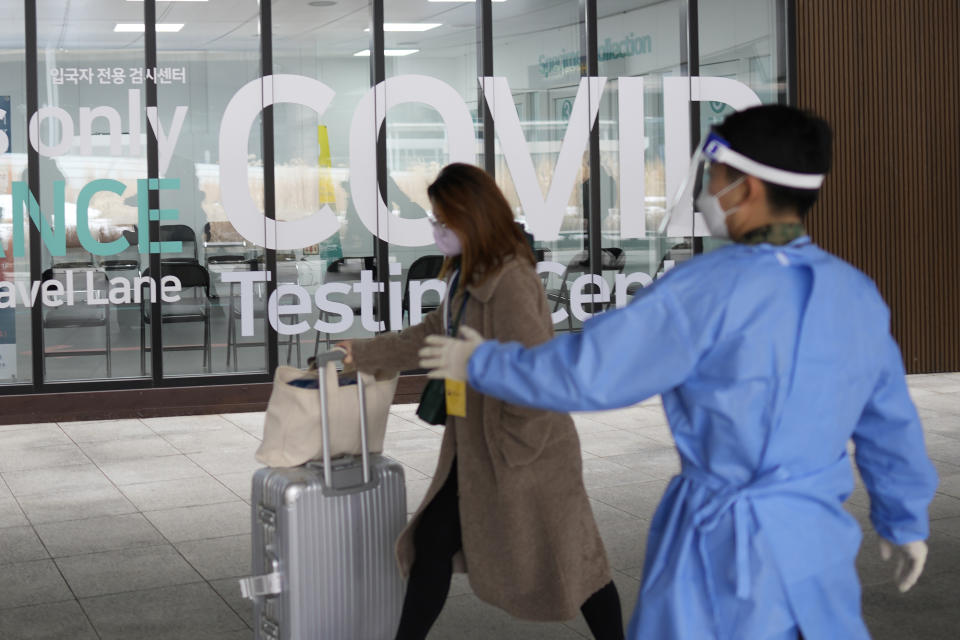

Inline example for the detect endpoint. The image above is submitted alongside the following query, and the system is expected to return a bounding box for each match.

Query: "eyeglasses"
[425,210,448,229]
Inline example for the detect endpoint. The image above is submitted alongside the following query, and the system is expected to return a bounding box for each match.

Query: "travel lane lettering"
[0,270,182,308]
[3,178,183,259]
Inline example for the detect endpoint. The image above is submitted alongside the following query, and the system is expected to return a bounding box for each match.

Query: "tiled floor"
[0,374,957,639]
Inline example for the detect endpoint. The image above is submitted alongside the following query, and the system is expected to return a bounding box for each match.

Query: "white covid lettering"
[481,76,606,242]
[219,75,340,250]
[349,75,477,247]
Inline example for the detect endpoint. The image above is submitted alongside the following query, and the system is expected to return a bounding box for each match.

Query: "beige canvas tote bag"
[257,362,398,467]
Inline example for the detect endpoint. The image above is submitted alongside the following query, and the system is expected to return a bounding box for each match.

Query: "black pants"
[394,460,625,640]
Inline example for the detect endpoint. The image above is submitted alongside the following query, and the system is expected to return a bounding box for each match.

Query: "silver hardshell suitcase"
[240,351,407,640]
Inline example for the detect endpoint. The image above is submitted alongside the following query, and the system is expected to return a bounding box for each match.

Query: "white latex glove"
[418,326,484,382]
[879,538,928,593]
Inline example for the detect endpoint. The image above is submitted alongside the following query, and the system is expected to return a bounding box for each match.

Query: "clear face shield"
[659,131,827,237]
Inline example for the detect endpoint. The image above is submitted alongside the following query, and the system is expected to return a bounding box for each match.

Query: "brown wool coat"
[351,256,612,621]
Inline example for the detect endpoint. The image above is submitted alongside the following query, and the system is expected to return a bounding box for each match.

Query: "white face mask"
[432,225,462,257]
[662,131,825,237]
[695,176,745,238]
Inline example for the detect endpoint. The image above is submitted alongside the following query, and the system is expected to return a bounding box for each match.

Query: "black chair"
[140,262,213,374]
[51,228,95,270]
[49,247,95,271]
[203,221,251,269]
[113,224,200,266]
[534,248,552,288]
[655,240,693,276]
[221,257,260,371]
[327,256,376,275]
[101,226,141,272]
[158,224,199,264]
[401,255,445,324]
[205,254,249,302]
[41,268,111,377]
[207,255,248,267]
[208,251,258,305]
[225,258,304,370]
[49,260,95,269]
[98,227,143,330]
[545,247,626,331]
[314,256,377,356]
[203,220,247,247]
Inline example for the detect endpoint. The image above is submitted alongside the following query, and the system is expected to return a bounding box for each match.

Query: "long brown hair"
[427,163,535,289]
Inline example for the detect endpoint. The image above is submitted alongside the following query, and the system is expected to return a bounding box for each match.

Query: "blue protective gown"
[467,237,938,640]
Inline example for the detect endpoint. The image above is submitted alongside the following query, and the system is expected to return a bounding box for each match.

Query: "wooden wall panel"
[796,0,960,373]
[0,376,428,425]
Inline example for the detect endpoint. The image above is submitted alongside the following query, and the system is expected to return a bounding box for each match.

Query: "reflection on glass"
[36,0,148,380]
[0,0,792,385]
[156,1,265,376]
[697,0,786,253]
[385,0,476,329]
[271,0,377,360]
[492,1,589,332]
[0,4,31,383]
[596,0,689,312]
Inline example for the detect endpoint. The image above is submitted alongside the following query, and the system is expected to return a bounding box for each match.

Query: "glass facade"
[0,3,31,383]
[492,1,589,331]
[595,0,688,314]
[35,1,149,381]
[154,1,265,377]
[384,1,478,330]
[0,0,792,393]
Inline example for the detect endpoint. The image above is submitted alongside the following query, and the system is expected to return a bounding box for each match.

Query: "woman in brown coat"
[341,163,623,640]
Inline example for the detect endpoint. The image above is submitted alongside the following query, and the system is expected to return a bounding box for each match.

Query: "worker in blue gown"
[417,105,938,640]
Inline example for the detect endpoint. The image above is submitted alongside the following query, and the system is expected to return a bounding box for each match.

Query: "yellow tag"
[317,125,336,204]
[445,379,467,418]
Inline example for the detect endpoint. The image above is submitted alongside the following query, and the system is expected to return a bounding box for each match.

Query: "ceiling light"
[364,23,442,32]
[353,49,419,57]
[308,1,338,6]
[114,24,185,33]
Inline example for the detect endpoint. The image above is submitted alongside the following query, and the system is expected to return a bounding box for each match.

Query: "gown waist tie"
[681,464,790,602]
[680,454,851,603]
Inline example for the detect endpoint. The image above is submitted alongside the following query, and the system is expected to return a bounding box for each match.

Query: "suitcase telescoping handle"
[316,349,372,488]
